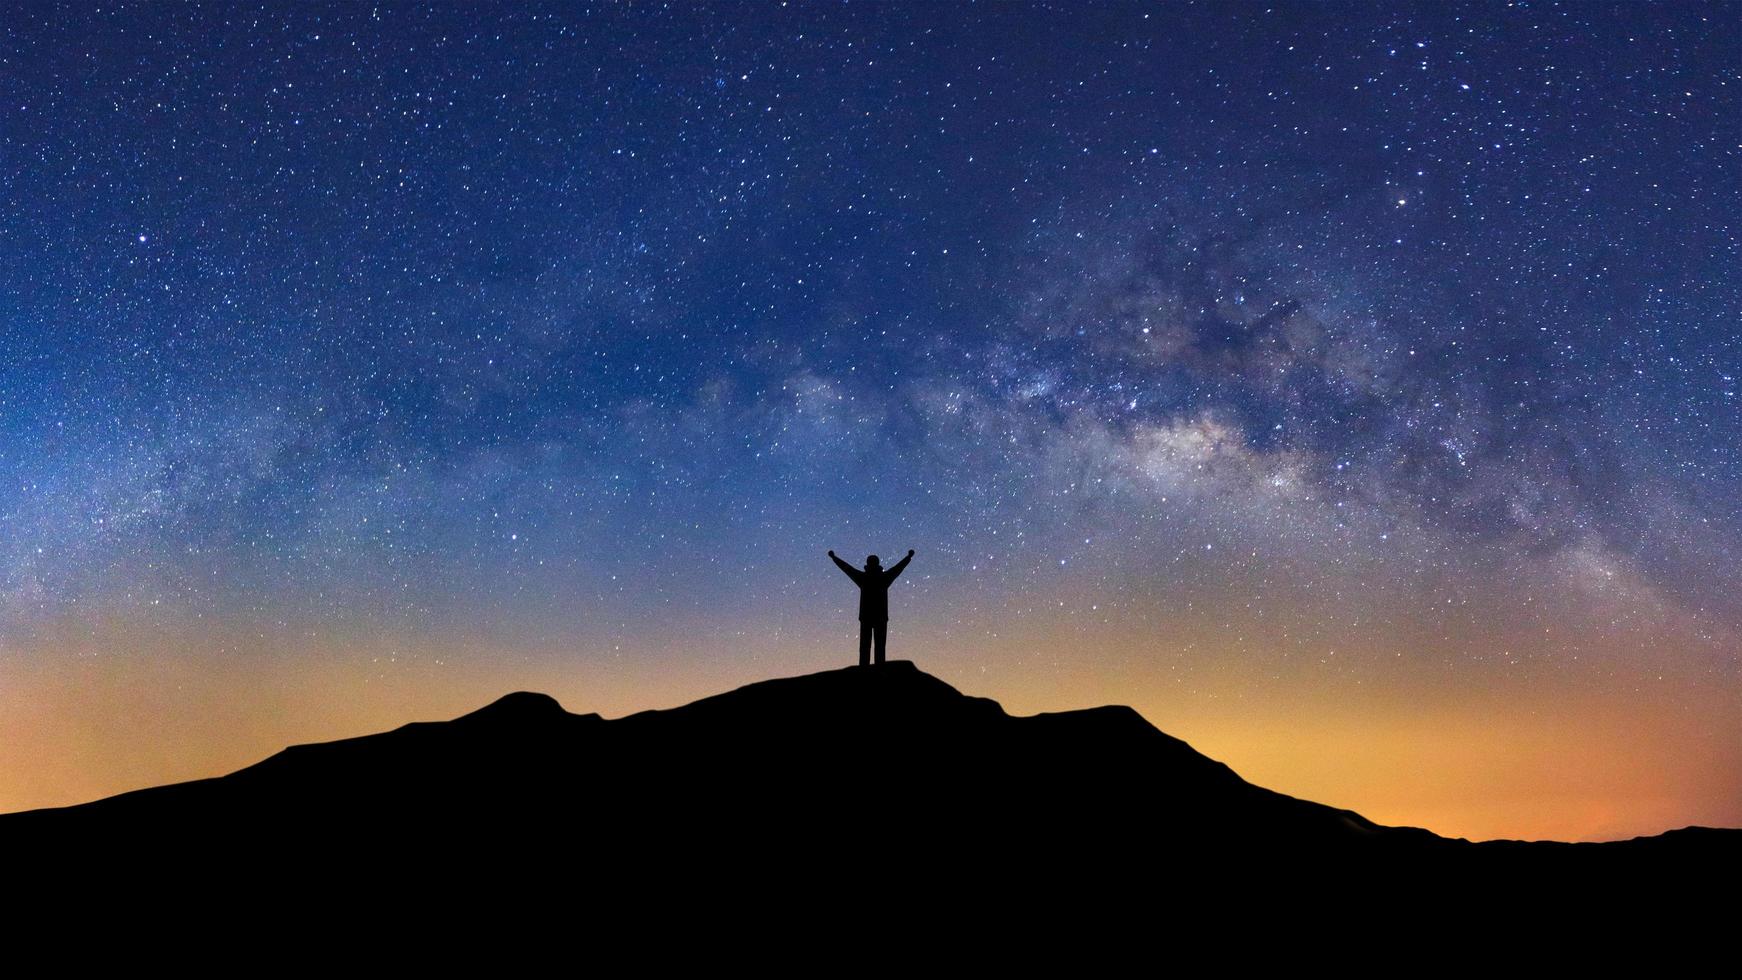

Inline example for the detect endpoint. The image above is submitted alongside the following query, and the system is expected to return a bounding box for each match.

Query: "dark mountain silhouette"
[5,661,1736,937]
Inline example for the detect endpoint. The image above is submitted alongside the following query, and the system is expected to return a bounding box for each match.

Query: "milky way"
[2,3,1738,839]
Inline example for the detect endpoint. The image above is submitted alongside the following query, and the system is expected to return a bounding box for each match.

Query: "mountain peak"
[619,659,1008,732]
[458,690,569,723]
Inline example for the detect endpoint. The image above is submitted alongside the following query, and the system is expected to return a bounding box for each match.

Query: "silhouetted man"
[829,548,914,666]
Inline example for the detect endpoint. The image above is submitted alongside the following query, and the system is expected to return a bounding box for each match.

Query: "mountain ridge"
[6,660,1736,900]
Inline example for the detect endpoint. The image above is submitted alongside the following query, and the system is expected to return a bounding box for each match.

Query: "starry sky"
[3,2,1739,841]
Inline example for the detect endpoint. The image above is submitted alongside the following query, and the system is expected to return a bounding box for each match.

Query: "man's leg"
[874,622,887,665]
[859,622,871,667]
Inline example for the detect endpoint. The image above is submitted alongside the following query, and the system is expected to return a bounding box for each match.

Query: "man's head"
[866,554,881,568]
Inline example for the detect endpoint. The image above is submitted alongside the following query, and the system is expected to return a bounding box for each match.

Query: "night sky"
[4,2,1739,841]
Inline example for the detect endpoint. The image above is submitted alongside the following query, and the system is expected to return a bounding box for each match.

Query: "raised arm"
[828,550,864,584]
[884,549,914,584]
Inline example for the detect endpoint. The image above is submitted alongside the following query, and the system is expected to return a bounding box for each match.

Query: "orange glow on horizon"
[3,604,1738,844]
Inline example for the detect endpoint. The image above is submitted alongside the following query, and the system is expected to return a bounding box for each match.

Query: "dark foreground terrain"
[6,661,1735,946]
